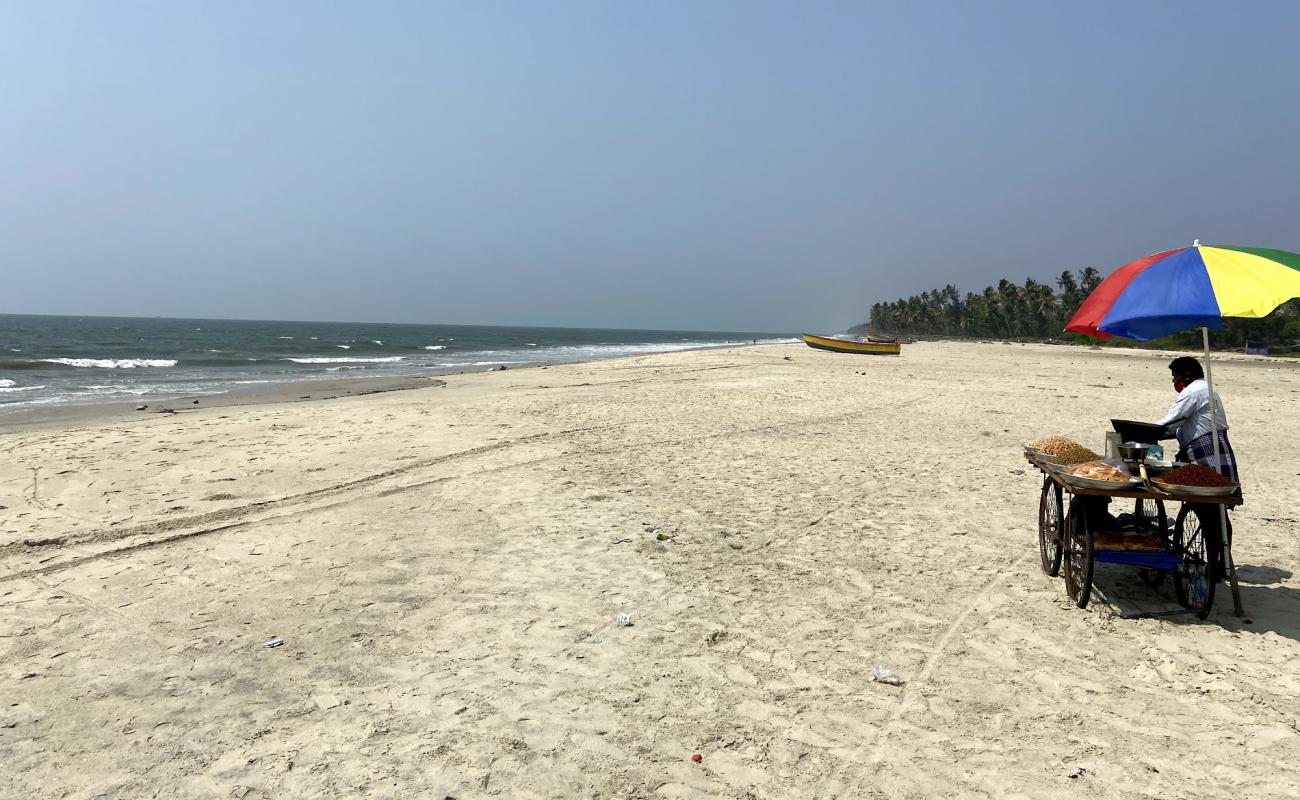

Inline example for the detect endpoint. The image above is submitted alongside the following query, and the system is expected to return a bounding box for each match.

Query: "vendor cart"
[1027,451,1241,619]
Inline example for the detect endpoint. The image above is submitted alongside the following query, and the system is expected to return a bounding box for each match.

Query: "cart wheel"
[1062,497,1094,608]
[1216,513,1233,584]
[1133,498,1168,538]
[1173,505,1219,619]
[1037,478,1064,577]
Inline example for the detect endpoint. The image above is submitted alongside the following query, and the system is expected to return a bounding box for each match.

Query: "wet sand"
[0,374,447,434]
[2,341,1298,798]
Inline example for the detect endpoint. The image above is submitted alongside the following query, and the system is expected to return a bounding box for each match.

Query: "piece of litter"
[690,753,702,763]
[1068,767,1088,779]
[261,637,284,649]
[614,613,632,627]
[871,665,902,686]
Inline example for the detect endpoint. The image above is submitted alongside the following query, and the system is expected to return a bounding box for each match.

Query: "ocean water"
[0,314,795,412]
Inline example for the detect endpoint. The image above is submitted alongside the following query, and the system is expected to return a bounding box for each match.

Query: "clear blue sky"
[2,1,1298,332]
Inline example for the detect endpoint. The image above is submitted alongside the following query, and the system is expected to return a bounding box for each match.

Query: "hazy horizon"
[3,2,1298,331]
[0,310,796,335]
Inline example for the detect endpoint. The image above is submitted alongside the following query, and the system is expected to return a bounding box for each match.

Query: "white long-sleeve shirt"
[1158,378,1228,450]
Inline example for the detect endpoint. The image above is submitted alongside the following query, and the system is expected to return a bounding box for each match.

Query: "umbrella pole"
[1202,326,1244,617]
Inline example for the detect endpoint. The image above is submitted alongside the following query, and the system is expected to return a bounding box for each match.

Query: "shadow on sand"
[1205,564,1300,641]
[1091,563,1300,643]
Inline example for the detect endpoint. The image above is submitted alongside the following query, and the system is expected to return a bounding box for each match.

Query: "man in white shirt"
[1158,356,1239,483]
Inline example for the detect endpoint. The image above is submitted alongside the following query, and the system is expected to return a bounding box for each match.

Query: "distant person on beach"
[1158,356,1238,482]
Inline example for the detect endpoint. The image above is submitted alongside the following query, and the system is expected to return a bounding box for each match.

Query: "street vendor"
[1158,356,1239,483]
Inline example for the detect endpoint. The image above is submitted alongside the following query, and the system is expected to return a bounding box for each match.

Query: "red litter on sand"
[691,754,702,763]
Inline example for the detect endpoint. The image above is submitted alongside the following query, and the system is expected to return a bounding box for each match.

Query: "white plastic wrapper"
[871,665,902,686]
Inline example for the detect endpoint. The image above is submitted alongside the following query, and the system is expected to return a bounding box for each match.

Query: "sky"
[2,1,1298,333]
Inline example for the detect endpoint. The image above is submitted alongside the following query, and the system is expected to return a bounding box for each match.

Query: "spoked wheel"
[1211,509,1232,585]
[1174,505,1220,619]
[1037,478,1065,576]
[1133,498,1169,590]
[1133,498,1169,539]
[1062,497,1094,608]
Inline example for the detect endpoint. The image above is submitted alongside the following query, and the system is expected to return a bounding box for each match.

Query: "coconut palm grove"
[866,268,1300,351]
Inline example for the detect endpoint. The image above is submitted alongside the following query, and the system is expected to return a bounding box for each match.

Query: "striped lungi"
[1186,430,1239,485]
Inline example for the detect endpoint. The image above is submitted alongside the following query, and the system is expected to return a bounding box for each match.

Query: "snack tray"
[1026,448,1091,474]
[1060,472,1140,491]
[1151,481,1238,497]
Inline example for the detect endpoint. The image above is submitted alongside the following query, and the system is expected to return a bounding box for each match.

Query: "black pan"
[1111,418,1170,444]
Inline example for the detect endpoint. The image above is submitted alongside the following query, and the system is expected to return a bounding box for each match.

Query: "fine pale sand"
[2,341,1299,799]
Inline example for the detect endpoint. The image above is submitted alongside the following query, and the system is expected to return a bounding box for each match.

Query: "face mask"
[1173,380,1187,393]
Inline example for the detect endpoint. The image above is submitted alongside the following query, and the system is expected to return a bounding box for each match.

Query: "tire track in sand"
[1,407,887,580]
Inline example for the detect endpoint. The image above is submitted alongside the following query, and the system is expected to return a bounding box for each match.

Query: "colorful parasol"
[1065,241,1300,618]
[1066,244,1300,340]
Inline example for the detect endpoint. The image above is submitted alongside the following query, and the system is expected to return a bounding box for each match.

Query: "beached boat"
[801,334,901,355]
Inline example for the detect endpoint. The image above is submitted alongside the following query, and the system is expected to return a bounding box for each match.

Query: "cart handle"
[1138,463,1180,499]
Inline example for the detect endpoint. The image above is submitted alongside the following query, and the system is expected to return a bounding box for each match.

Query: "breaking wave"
[283,356,406,364]
[41,358,178,369]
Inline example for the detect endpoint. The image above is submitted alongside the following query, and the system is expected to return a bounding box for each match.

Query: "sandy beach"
[3,340,1299,799]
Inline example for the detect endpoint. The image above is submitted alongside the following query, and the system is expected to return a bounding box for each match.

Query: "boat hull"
[801,334,901,355]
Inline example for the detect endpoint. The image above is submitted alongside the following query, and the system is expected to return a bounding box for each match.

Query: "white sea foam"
[371,340,383,345]
[279,336,294,340]
[336,344,351,349]
[0,379,14,387]
[423,345,446,350]
[0,385,44,393]
[284,356,405,364]
[422,338,794,369]
[42,358,178,369]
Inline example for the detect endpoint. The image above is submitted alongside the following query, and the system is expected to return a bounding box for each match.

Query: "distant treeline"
[863,269,1300,351]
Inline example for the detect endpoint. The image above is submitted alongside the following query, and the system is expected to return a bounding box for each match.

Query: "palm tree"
[996,279,1023,338]
[1022,278,1059,336]
[965,291,987,336]
[1057,270,1081,321]
[1079,267,1102,295]
[940,284,962,334]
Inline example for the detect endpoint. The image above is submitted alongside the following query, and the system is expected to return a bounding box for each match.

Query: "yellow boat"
[801,333,901,355]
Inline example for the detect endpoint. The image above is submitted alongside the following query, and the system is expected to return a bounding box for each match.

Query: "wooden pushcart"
[1027,451,1242,619]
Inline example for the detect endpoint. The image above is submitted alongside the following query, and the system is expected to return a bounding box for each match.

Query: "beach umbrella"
[1065,241,1300,616]
[1065,242,1300,341]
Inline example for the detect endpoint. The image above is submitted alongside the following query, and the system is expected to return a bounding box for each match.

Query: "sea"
[0,314,796,413]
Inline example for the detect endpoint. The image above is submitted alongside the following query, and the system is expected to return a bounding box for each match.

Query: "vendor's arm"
[1156,392,1196,437]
